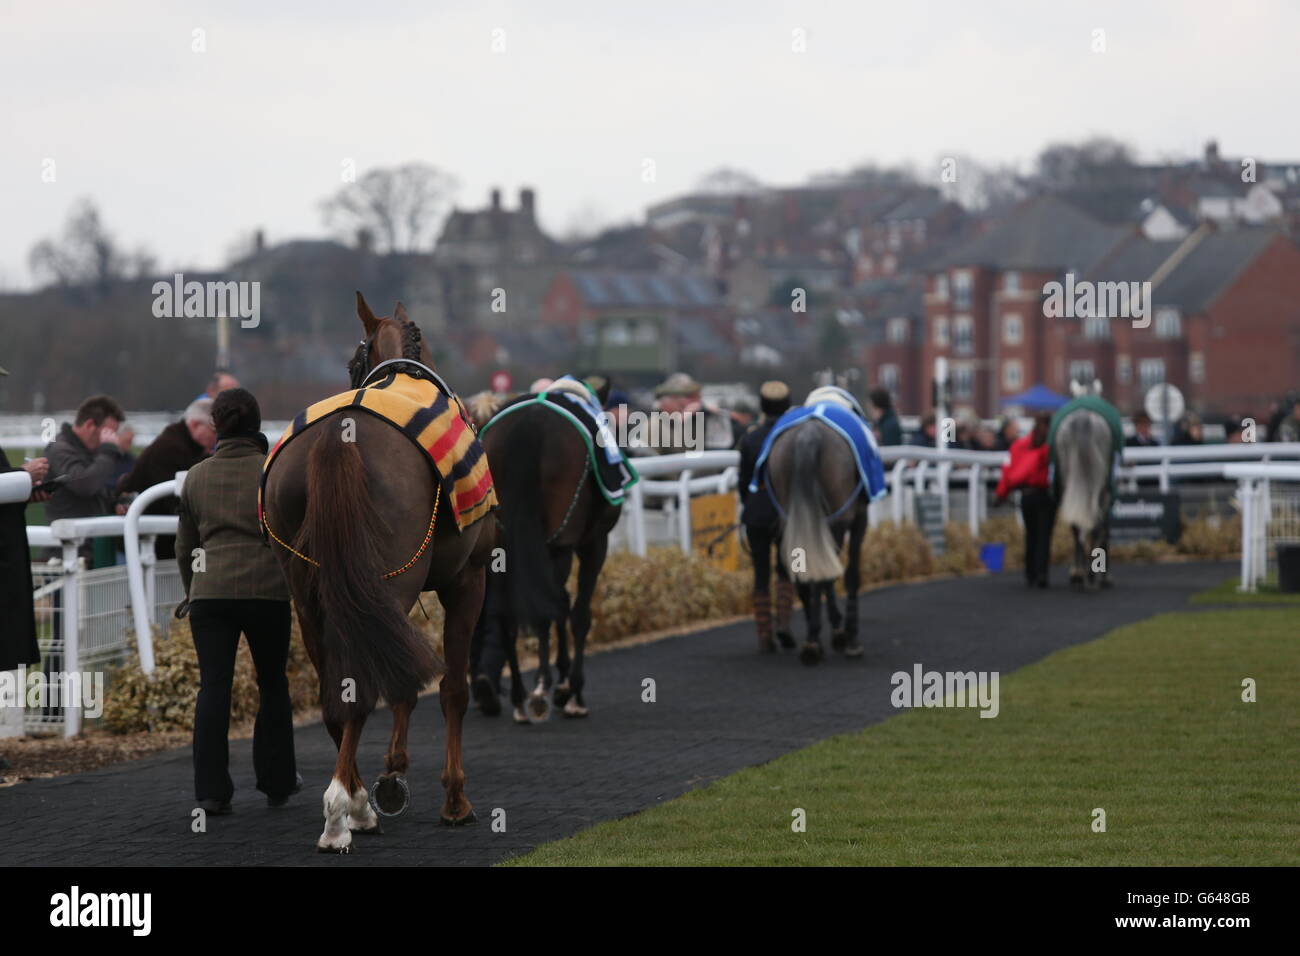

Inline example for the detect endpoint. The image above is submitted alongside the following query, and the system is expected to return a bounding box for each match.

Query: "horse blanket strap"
[1047,395,1124,494]
[260,371,497,532]
[479,390,639,506]
[750,402,888,519]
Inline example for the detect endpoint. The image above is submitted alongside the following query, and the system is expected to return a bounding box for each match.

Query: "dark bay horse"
[476,383,620,721]
[765,388,869,665]
[262,293,493,852]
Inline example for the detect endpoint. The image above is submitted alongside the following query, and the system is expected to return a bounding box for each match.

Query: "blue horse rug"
[750,401,888,517]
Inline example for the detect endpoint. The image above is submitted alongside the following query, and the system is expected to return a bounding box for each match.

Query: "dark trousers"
[1021,488,1057,584]
[189,599,295,802]
[744,524,790,594]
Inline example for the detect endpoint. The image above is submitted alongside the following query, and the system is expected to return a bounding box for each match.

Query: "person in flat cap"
[652,372,740,453]
[735,381,796,652]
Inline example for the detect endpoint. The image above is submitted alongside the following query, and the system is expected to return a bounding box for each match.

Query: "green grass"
[506,608,1299,866]
[1189,576,1300,605]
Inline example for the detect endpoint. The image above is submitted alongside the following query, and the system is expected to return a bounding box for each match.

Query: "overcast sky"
[3,0,1298,289]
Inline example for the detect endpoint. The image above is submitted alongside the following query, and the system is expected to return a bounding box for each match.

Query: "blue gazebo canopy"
[1000,384,1068,410]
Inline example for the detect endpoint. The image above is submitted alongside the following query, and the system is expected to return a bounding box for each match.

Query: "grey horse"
[764,388,870,664]
[1053,384,1118,589]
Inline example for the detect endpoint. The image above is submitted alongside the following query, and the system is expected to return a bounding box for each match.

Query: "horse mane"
[398,317,424,361]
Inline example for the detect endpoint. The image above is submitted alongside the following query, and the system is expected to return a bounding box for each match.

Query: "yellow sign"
[690,493,740,571]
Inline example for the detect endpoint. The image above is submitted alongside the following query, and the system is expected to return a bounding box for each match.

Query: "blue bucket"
[979,543,1006,572]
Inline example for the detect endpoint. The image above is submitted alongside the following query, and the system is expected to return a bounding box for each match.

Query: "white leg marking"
[347,785,379,832]
[318,778,353,852]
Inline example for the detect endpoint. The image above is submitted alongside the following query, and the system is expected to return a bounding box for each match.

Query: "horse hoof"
[553,681,572,707]
[316,841,353,854]
[512,706,531,725]
[775,630,796,651]
[370,773,410,818]
[440,809,478,827]
[843,641,864,658]
[830,629,848,652]
[799,642,823,666]
[563,698,589,718]
[351,820,384,836]
[529,691,550,721]
[472,675,501,717]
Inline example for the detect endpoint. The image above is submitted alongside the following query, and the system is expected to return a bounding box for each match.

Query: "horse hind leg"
[318,713,368,854]
[563,534,607,718]
[1069,526,1085,587]
[437,566,482,825]
[797,581,825,666]
[369,696,417,823]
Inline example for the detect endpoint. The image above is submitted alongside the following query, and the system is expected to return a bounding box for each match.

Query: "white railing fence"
[613,444,1300,595]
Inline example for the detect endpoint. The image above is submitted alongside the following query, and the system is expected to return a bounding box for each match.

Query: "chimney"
[356,227,373,253]
[490,188,502,211]
[254,229,265,253]
[520,187,536,219]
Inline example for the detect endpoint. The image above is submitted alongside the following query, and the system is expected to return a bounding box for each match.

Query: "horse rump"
[1056,410,1109,534]
[780,422,845,584]
[294,423,442,724]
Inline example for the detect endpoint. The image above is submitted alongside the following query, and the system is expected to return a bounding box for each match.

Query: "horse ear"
[1093,380,1104,396]
[1070,380,1085,398]
[394,301,410,324]
[356,291,379,336]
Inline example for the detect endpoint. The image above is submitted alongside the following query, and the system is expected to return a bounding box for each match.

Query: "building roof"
[936,194,1128,273]
[569,270,720,309]
[1155,227,1280,313]
[1085,234,1183,284]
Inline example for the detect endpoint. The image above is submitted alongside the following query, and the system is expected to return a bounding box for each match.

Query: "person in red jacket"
[996,413,1055,588]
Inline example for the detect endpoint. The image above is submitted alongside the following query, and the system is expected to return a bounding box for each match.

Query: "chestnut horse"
[262,293,493,852]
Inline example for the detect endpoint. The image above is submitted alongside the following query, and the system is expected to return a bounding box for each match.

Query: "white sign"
[1144,383,1185,423]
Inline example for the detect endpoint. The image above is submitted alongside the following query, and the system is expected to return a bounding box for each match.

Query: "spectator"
[107,424,137,494]
[1126,411,1160,447]
[994,418,1019,451]
[116,399,217,559]
[1171,412,1203,446]
[43,395,127,524]
[869,387,902,446]
[996,412,1054,588]
[653,372,739,452]
[199,369,240,402]
[1225,417,1245,444]
[175,388,297,814]
[915,412,937,447]
[736,381,795,652]
[1274,402,1300,443]
[1,394,52,678]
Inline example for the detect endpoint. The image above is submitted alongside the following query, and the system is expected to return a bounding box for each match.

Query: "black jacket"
[737,417,780,529]
[0,446,40,670]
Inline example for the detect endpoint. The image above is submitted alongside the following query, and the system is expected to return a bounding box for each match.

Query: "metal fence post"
[60,539,81,738]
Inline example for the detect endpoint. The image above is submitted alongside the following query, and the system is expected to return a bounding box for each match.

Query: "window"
[1083,315,1111,340]
[1190,352,1205,384]
[1004,271,1020,294]
[879,364,900,393]
[934,275,949,299]
[1155,308,1182,339]
[933,316,950,347]
[887,317,909,344]
[604,320,631,346]
[1003,360,1023,390]
[1117,354,1131,384]
[953,270,973,309]
[888,221,902,251]
[952,364,974,399]
[1003,314,1023,345]
[1069,360,1096,385]
[953,315,973,353]
[1139,358,1166,391]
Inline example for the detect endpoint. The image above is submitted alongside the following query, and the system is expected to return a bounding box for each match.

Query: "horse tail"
[294,423,441,725]
[1057,411,1107,533]
[781,423,844,583]
[494,419,566,632]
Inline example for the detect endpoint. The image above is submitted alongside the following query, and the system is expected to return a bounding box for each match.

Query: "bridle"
[349,338,456,399]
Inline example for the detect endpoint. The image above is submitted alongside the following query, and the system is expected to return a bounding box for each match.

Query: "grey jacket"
[43,423,124,521]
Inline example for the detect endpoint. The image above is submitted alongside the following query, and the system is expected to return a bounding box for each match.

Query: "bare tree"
[28,198,157,293]
[320,163,458,253]
[939,154,1027,211]
[1035,137,1137,188]
[696,166,763,194]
